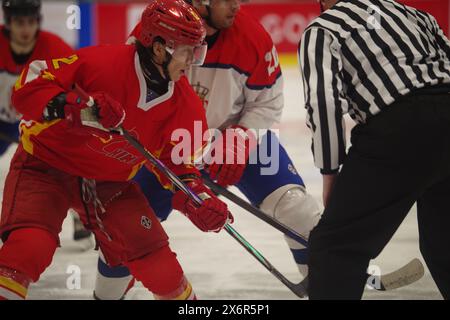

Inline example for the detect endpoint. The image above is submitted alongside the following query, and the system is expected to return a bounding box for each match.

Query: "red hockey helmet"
[138,0,206,49]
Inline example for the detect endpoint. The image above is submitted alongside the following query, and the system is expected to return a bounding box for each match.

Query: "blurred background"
[1,0,448,299]
[1,0,448,68]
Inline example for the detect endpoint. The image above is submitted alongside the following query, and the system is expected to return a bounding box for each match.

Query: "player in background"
[93,0,322,300]
[0,0,232,300]
[0,0,72,154]
[0,0,92,244]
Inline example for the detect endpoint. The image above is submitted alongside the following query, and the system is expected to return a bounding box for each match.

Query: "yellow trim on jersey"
[153,146,164,159]
[41,71,56,81]
[51,54,79,70]
[175,282,193,300]
[127,160,146,180]
[14,69,26,91]
[20,120,61,155]
[0,276,28,298]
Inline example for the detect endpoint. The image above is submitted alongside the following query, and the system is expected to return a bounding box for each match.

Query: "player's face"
[167,56,187,82]
[8,16,39,47]
[208,0,243,29]
[167,44,207,81]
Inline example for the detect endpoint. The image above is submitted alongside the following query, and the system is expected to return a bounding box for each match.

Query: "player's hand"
[91,92,125,129]
[44,91,125,129]
[207,125,257,187]
[172,178,233,232]
[43,91,86,130]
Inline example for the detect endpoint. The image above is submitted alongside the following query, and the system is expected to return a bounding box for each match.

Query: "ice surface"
[0,68,442,300]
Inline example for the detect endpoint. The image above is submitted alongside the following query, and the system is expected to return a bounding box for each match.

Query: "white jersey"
[0,71,20,122]
[186,10,284,131]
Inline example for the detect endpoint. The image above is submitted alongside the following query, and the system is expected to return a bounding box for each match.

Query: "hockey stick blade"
[373,258,425,291]
[203,175,425,292]
[224,224,308,298]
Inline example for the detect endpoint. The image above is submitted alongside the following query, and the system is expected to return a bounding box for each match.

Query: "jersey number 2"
[265,46,280,77]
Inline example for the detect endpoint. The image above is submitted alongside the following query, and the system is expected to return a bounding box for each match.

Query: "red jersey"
[0,26,73,122]
[12,45,207,185]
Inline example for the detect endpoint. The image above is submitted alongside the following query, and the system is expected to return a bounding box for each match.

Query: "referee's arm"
[429,14,450,59]
[299,27,348,173]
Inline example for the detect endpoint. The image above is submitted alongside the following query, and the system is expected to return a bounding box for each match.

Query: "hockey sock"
[0,267,30,300]
[94,251,134,300]
[0,228,57,299]
[125,245,196,300]
[153,275,196,300]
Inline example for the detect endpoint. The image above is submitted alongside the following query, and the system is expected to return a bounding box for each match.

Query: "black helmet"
[2,0,41,23]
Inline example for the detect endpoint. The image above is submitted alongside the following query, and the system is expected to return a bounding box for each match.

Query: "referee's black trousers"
[308,90,450,299]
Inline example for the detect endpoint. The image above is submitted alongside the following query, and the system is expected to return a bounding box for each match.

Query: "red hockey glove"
[172,178,233,233]
[44,91,125,132]
[208,125,257,187]
[92,92,126,129]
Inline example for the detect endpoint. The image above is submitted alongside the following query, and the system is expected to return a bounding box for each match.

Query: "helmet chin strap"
[137,41,173,83]
[162,55,172,81]
[150,54,172,81]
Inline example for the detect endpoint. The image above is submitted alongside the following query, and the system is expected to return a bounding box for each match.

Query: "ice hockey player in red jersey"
[0,0,232,300]
[93,0,322,300]
[0,0,93,247]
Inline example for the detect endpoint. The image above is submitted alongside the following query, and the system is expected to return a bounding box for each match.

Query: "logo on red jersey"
[86,129,141,165]
[141,216,152,230]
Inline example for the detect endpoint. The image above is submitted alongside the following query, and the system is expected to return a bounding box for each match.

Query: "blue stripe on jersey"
[201,63,250,76]
[201,63,282,90]
[246,71,282,90]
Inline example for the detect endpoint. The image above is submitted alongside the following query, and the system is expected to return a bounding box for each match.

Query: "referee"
[299,0,450,299]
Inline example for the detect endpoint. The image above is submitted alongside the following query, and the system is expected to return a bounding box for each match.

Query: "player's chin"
[225,16,236,27]
[171,70,184,82]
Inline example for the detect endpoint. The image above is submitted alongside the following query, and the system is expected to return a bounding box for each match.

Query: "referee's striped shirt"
[298,0,450,174]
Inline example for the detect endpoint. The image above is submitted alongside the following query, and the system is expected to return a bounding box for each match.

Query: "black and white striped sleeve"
[429,14,450,59]
[298,27,348,174]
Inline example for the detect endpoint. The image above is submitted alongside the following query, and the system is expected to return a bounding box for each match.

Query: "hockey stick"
[202,174,309,246]
[119,128,308,298]
[201,175,425,292]
[74,85,308,298]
